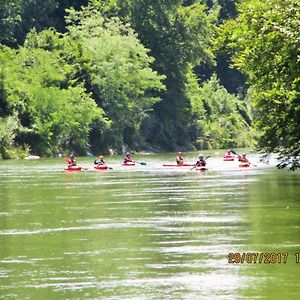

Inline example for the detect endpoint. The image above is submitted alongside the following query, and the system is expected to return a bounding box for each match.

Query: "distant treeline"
[0,1,299,169]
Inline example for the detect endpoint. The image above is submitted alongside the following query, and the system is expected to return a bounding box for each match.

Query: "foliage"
[218,0,300,168]
[1,36,105,156]
[190,74,254,149]
[66,4,166,150]
[0,0,89,47]
[0,0,22,46]
[95,0,215,149]
[0,113,21,159]
[0,0,260,157]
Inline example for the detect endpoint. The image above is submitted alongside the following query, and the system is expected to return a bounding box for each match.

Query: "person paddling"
[191,154,207,170]
[124,152,134,163]
[238,153,249,163]
[224,150,233,157]
[67,154,77,167]
[94,155,105,165]
[223,149,235,161]
[176,152,184,165]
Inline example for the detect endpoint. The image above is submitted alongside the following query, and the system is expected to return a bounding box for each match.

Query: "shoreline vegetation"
[0,1,299,169]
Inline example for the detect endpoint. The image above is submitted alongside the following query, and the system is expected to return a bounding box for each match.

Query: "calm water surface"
[0,153,300,299]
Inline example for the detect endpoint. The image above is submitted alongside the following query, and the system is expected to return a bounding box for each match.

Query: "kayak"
[239,162,250,168]
[94,164,108,170]
[122,162,136,166]
[196,167,208,171]
[64,165,81,171]
[223,156,235,161]
[162,163,195,167]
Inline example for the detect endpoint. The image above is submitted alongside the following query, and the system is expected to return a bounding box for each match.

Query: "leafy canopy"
[218,0,300,169]
[66,3,166,148]
[1,33,105,156]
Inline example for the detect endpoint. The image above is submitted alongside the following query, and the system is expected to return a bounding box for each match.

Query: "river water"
[0,152,300,299]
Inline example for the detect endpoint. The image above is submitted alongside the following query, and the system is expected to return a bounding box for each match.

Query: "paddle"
[191,155,210,170]
[136,161,147,166]
[230,149,257,167]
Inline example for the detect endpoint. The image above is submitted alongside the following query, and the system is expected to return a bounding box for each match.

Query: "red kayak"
[64,165,81,171]
[162,163,195,167]
[239,162,250,168]
[122,162,136,166]
[94,164,108,170]
[223,155,235,161]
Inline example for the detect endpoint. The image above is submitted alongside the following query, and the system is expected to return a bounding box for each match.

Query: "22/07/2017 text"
[228,253,300,264]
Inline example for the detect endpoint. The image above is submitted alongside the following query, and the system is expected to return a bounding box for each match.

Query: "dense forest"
[0,0,299,168]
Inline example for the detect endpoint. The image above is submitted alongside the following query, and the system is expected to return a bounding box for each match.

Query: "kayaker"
[124,152,133,163]
[224,150,232,157]
[196,154,207,167]
[94,155,105,165]
[191,154,207,170]
[238,153,249,163]
[176,152,184,165]
[67,154,77,167]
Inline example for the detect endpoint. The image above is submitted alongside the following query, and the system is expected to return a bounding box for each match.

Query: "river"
[0,152,300,299]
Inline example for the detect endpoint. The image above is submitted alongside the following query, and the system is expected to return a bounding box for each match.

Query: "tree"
[0,113,24,159]
[218,0,300,169]
[1,32,106,156]
[0,0,89,47]
[190,73,254,149]
[65,4,166,150]
[0,0,22,46]
[95,0,215,149]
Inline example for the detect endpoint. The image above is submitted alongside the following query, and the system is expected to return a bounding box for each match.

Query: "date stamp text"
[228,252,300,264]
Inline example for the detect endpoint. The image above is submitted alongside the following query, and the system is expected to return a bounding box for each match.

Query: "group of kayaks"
[64,162,208,171]
[64,161,141,171]
[64,164,109,171]
[64,150,252,171]
[223,153,251,168]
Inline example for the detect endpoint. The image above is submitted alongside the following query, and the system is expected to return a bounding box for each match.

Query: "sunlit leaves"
[218,0,300,168]
[191,74,254,149]
[1,40,105,156]
[66,4,166,146]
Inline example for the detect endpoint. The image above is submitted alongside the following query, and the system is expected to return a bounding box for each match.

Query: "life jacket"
[238,156,248,163]
[196,159,206,167]
[68,158,76,166]
[124,155,132,163]
[176,156,184,164]
[94,159,105,165]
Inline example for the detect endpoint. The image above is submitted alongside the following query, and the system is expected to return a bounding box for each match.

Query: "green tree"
[0,0,89,47]
[66,4,166,150]
[218,0,300,169]
[190,74,254,149]
[0,0,22,46]
[1,34,105,156]
[96,0,215,149]
[0,113,24,159]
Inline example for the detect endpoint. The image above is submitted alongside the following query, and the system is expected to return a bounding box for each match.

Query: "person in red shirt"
[124,152,133,163]
[238,153,249,163]
[67,154,77,167]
